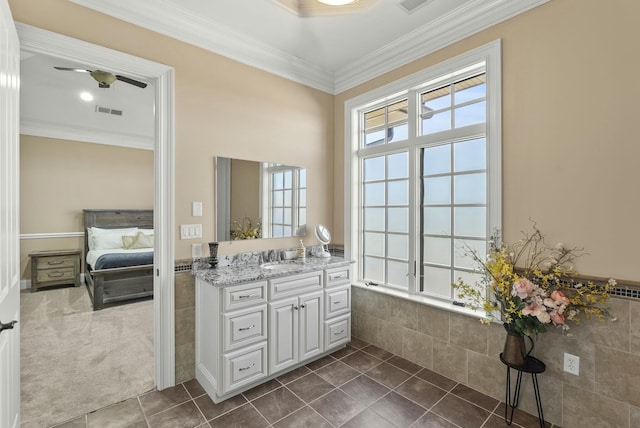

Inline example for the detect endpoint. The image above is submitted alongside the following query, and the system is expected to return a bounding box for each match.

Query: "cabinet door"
[269,297,298,374]
[299,290,324,361]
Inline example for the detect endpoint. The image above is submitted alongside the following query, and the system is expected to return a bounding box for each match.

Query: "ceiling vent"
[398,0,431,14]
[95,105,123,116]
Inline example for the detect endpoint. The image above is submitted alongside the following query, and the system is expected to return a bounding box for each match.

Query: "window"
[345,41,501,307]
[264,164,306,238]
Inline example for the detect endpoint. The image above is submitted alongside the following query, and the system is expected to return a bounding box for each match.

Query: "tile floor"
[51,337,554,428]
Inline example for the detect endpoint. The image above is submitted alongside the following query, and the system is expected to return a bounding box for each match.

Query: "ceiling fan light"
[317,0,358,5]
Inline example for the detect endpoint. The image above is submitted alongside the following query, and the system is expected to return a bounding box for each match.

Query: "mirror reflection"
[215,157,307,241]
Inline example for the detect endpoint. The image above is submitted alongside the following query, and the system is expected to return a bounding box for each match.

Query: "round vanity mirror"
[314,224,331,258]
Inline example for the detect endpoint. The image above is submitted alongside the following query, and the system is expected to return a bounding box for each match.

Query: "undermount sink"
[260,261,300,272]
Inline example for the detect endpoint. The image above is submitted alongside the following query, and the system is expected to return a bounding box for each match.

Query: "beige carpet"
[20,286,155,428]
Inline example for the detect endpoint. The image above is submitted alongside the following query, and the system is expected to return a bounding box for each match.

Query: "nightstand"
[29,249,81,292]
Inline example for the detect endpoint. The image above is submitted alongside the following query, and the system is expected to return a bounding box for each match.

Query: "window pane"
[365,129,385,147]
[364,156,385,181]
[387,207,408,233]
[283,190,292,206]
[388,99,408,123]
[387,180,408,206]
[388,123,408,143]
[273,208,283,223]
[365,106,385,129]
[364,232,385,257]
[423,176,451,205]
[454,173,485,204]
[453,270,484,304]
[423,236,451,265]
[273,190,283,206]
[455,101,486,128]
[387,234,408,260]
[299,169,306,187]
[299,189,306,206]
[422,110,451,135]
[388,260,409,288]
[423,145,451,175]
[283,209,291,224]
[364,182,385,206]
[422,86,451,111]
[364,208,385,231]
[283,226,291,236]
[454,207,485,238]
[284,171,292,188]
[387,152,408,179]
[299,208,306,225]
[272,225,284,238]
[423,207,451,235]
[454,238,486,269]
[273,172,283,190]
[454,75,485,104]
[422,266,452,298]
[364,257,384,282]
[454,138,486,172]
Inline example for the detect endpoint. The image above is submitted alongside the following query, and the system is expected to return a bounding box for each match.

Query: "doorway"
[16,22,175,424]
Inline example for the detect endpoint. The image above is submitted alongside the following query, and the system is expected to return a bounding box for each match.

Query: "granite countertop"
[193,256,354,287]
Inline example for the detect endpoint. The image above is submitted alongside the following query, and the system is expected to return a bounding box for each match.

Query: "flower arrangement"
[230,217,261,240]
[454,225,615,337]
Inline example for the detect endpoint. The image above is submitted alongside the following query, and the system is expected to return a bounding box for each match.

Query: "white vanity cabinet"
[196,262,352,403]
[268,271,324,374]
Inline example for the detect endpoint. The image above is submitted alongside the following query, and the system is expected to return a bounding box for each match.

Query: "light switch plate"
[180,224,202,239]
[192,201,202,217]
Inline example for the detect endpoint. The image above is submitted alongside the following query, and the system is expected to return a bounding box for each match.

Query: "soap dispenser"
[297,240,306,261]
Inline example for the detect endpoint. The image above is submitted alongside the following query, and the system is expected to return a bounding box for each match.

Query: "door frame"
[17,23,176,390]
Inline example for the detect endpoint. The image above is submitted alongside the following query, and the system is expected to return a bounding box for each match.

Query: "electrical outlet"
[563,352,580,376]
[192,243,202,259]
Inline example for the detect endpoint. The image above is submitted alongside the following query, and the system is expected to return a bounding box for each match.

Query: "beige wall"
[334,0,640,282]
[19,135,153,278]
[9,0,335,260]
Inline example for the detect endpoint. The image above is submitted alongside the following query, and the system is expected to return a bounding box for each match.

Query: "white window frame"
[344,40,502,313]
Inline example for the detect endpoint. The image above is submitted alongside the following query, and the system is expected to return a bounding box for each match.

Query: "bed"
[83,209,154,310]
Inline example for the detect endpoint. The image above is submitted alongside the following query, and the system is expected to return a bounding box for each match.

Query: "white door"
[299,291,323,361]
[268,297,298,374]
[0,0,21,427]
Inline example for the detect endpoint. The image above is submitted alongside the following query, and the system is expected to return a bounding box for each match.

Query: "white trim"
[70,0,546,94]
[20,232,83,240]
[21,119,154,151]
[17,23,176,390]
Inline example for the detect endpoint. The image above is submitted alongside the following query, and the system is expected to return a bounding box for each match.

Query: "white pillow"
[89,227,138,251]
[139,228,154,236]
[122,231,154,249]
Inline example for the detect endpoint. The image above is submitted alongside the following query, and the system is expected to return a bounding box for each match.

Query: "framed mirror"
[215,157,307,241]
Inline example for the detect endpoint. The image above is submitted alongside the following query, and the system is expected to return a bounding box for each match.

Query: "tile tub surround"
[52,338,559,428]
[352,285,640,427]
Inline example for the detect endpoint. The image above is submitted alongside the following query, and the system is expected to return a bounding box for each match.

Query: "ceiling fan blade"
[115,75,148,89]
[54,67,91,73]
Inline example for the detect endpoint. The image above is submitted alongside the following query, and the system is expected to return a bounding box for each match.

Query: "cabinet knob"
[300,304,306,309]
[0,320,17,334]
[294,305,299,310]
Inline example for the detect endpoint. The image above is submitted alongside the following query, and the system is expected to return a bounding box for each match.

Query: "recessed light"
[317,0,358,5]
[80,91,94,102]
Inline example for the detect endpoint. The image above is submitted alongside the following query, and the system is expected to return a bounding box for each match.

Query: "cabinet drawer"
[223,281,266,312]
[222,342,267,394]
[324,267,351,288]
[325,285,350,318]
[223,305,267,352]
[269,271,322,300]
[324,314,351,350]
[36,267,76,283]
[36,255,76,270]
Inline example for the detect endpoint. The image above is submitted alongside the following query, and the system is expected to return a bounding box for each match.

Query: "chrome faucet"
[267,249,278,262]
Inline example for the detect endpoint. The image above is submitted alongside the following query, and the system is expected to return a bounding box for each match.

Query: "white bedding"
[86,248,155,270]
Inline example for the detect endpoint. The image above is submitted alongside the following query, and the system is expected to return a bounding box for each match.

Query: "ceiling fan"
[53,67,148,89]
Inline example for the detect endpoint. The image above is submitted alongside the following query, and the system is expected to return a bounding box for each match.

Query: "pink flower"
[512,278,536,299]
[550,311,565,325]
[522,299,551,324]
[551,290,570,306]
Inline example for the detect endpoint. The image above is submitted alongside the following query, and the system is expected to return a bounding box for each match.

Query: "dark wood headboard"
[83,209,154,257]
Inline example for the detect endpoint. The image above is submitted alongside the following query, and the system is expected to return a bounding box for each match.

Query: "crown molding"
[21,119,154,150]
[69,0,548,95]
